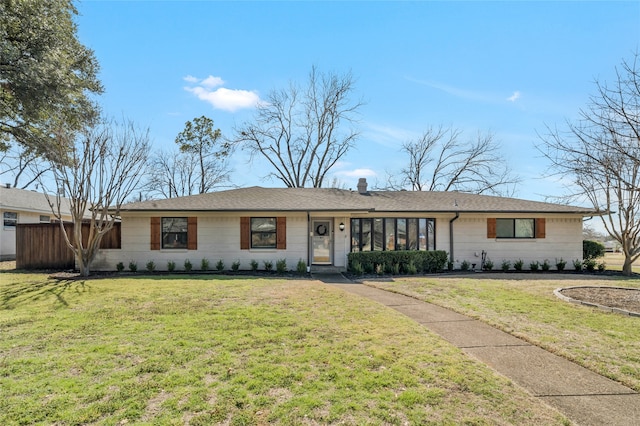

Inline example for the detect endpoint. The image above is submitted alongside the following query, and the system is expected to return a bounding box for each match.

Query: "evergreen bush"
[276,258,287,274]
[501,260,511,271]
[347,250,447,275]
[583,240,605,260]
[296,259,307,275]
[513,259,524,271]
[216,259,225,271]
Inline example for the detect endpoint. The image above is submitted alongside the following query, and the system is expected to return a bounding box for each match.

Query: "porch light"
[339,222,345,231]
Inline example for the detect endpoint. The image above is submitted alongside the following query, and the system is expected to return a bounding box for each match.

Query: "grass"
[366,273,640,392]
[602,252,640,273]
[0,272,570,425]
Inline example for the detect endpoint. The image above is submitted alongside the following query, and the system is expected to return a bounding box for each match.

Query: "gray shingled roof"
[0,186,73,216]
[118,186,599,215]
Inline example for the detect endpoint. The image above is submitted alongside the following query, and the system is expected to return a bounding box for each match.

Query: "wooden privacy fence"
[16,222,121,270]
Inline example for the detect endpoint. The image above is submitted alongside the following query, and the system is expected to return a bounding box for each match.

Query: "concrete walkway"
[330,281,640,426]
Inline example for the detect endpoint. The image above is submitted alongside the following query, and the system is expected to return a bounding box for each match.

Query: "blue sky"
[76,1,640,202]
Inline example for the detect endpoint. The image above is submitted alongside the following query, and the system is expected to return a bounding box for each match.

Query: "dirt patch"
[0,260,16,271]
[558,287,640,315]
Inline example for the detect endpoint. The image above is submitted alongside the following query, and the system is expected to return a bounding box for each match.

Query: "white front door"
[312,220,332,264]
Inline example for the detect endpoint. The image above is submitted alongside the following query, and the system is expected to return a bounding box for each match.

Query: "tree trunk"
[77,250,90,277]
[622,256,634,277]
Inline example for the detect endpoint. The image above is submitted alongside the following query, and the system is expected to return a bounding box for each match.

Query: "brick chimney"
[357,178,368,194]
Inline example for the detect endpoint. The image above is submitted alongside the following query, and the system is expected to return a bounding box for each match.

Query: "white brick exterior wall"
[92,211,585,272]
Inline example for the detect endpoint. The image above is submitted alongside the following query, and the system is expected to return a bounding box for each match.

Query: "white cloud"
[507,91,521,102]
[363,122,419,148]
[183,75,261,112]
[334,168,377,178]
[406,76,493,102]
[201,75,225,88]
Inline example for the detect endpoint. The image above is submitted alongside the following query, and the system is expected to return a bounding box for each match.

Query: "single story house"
[0,185,74,261]
[92,178,598,272]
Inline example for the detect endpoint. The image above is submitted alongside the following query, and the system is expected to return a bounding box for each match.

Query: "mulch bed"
[558,287,640,316]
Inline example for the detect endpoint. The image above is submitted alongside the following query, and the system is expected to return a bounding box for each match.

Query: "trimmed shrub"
[541,259,551,271]
[501,260,511,272]
[347,250,448,275]
[529,261,539,271]
[231,260,241,272]
[460,260,471,271]
[128,261,137,273]
[276,258,287,274]
[263,260,273,272]
[584,258,597,272]
[167,261,176,272]
[146,261,156,273]
[216,259,225,271]
[513,259,524,271]
[184,259,193,272]
[483,259,494,271]
[351,260,364,276]
[116,262,125,272]
[573,259,582,272]
[583,240,605,260]
[201,258,210,271]
[250,260,259,272]
[296,259,307,275]
[556,258,566,271]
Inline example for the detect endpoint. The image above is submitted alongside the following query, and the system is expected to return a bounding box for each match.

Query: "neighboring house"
[0,185,73,260]
[93,178,599,272]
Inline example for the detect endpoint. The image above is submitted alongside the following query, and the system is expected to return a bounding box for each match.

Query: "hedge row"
[348,250,448,275]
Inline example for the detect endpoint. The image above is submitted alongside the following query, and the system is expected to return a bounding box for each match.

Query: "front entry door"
[312,220,332,264]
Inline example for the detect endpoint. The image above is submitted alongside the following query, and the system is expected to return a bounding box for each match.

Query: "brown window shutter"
[150,217,160,250]
[276,217,286,249]
[487,218,496,238]
[240,217,250,250]
[187,217,198,250]
[535,218,546,238]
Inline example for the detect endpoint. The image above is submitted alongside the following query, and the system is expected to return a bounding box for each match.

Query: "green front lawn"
[367,274,640,392]
[0,273,568,425]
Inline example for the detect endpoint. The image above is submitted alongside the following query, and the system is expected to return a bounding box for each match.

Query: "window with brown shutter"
[240,217,250,250]
[242,216,286,249]
[535,218,546,238]
[276,217,286,249]
[187,217,198,250]
[150,217,160,250]
[487,218,497,238]
[153,217,198,250]
[492,218,540,239]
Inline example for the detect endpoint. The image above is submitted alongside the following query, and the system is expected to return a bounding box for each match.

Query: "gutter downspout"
[449,212,459,264]
[307,211,311,272]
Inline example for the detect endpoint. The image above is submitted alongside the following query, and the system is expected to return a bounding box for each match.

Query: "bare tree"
[0,143,51,189]
[145,149,231,199]
[45,119,150,276]
[390,125,519,195]
[582,223,606,241]
[539,52,640,276]
[235,66,362,188]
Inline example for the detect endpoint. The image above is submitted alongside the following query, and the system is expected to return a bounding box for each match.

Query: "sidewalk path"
[330,281,640,426]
